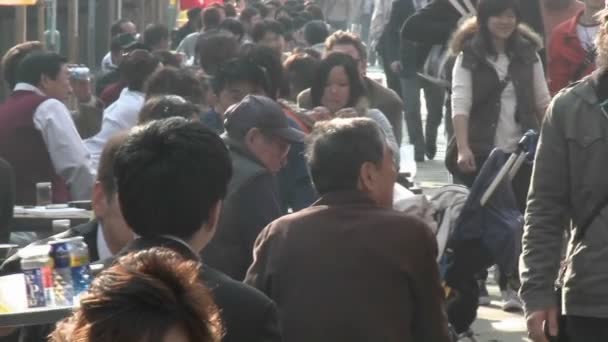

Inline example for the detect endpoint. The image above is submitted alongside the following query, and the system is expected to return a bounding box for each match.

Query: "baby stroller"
[393,132,538,340]
[433,131,538,341]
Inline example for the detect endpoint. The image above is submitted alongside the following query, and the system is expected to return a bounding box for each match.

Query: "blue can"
[49,239,74,306]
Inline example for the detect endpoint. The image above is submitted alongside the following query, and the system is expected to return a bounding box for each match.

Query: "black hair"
[274,7,291,20]
[196,30,240,76]
[212,57,270,96]
[239,7,260,23]
[145,66,205,105]
[203,7,223,30]
[306,118,385,194]
[225,3,237,17]
[187,7,202,21]
[276,16,294,36]
[120,49,160,92]
[152,50,181,68]
[110,19,133,37]
[251,19,284,42]
[252,3,270,18]
[219,18,246,42]
[15,52,67,86]
[143,24,169,50]
[477,0,521,56]
[114,118,232,240]
[305,4,324,21]
[303,20,328,46]
[284,52,320,100]
[138,95,201,124]
[240,44,287,100]
[292,12,313,31]
[310,52,365,108]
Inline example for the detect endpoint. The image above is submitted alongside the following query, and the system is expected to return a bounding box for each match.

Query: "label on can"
[53,268,74,306]
[71,264,91,295]
[42,266,55,307]
[50,241,71,269]
[23,268,46,308]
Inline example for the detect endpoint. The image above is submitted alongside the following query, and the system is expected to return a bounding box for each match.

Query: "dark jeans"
[567,316,608,341]
[401,76,445,154]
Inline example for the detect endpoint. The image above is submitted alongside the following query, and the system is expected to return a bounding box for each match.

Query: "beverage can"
[20,245,53,308]
[49,239,74,306]
[68,236,91,297]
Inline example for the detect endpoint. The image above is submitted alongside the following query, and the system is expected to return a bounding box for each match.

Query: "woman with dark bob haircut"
[306,52,399,161]
[309,52,364,112]
[50,248,222,342]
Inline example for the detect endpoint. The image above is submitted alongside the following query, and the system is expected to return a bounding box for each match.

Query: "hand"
[457,146,476,173]
[390,61,402,73]
[526,307,559,342]
[334,107,359,118]
[70,78,92,103]
[308,107,332,122]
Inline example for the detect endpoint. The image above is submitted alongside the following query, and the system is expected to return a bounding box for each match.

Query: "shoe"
[501,289,523,312]
[478,280,491,306]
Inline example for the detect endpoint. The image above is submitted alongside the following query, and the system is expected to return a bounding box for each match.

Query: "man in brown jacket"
[297,31,404,145]
[245,117,450,342]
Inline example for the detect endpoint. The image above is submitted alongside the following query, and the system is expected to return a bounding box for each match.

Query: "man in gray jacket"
[201,95,305,281]
[520,6,608,341]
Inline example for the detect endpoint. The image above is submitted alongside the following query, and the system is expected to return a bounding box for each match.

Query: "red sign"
[181,0,224,9]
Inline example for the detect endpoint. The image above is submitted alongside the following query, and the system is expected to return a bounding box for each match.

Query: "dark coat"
[201,138,283,281]
[245,190,451,342]
[379,0,426,77]
[124,236,282,342]
[0,220,99,276]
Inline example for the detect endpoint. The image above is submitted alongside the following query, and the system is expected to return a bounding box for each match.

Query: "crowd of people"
[0,0,608,341]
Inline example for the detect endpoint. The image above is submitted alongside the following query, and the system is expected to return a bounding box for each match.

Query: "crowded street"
[1,0,607,341]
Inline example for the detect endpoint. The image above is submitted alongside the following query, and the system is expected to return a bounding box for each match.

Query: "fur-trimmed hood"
[449,16,544,56]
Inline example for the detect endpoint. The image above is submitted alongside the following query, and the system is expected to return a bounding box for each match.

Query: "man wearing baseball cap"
[521,2,608,341]
[201,95,304,281]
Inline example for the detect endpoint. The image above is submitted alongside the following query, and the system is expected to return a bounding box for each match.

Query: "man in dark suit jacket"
[245,117,450,342]
[112,118,281,342]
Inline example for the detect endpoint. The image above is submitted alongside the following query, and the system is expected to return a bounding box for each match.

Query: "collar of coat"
[313,190,380,208]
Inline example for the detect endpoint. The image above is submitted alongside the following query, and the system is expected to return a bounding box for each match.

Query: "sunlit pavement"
[368,66,529,341]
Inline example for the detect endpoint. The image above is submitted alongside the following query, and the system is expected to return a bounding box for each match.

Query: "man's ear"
[244,127,262,146]
[91,182,107,219]
[358,161,377,193]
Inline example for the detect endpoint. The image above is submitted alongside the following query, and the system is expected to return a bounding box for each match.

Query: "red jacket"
[548,10,596,95]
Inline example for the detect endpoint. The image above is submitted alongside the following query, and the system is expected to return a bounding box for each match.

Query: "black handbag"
[546,194,608,341]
